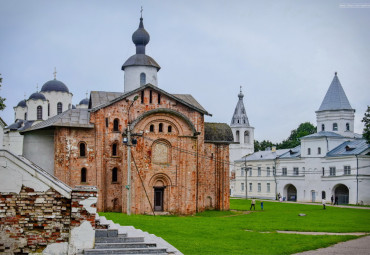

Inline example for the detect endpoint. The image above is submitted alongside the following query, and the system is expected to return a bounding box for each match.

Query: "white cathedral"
[2,73,89,155]
[231,73,370,205]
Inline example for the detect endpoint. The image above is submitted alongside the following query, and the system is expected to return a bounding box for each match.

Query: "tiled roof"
[317,73,353,112]
[90,91,124,108]
[21,109,94,133]
[327,139,370,157]
[279,146,301,158]
[172,94,207,113]
[238,149,290,161]
[204,123,233,143]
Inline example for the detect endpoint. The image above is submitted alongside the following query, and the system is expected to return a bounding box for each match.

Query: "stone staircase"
[83,215,182,255]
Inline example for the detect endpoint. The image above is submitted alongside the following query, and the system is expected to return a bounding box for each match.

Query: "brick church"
[21,16,233,215]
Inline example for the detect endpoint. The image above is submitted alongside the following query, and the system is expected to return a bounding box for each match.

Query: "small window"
[235,130,240,143]
[150,124,154,132]
[322,167,325,176]
[159,123,163,133]
[149,90,152,104]
[344,165,351,175]
[81,168,87,183]
[307,148,311,155]
[282,167,287,176]
[141,91,144,104]
[57,102,63,115]
[322,191,326,199]
[112,143,118,156]
[333,123,338,131]
[249,168,252,176]
[241,183,244,191]
[318,147,321,154]
[241,169,245,177]
[258,183,261,192]
[249,183,252,192]
[48,103,50,116]
[158,94,161,104]
[140,72,146,86]
[321,124,325,131]
[267,183,271,193]
[37,106,43,120]
[258,167,261,176]
[293,167,299,175]
[79,142,86,157]
[113,118,119,132]
[329,167,336,176]
[112,167,118,183]
[244,131,249,144]
[168,125,172,133]
[105,118,109,128]
[346,123,350,131]
[267,167,270,176]
[24,112,27,120]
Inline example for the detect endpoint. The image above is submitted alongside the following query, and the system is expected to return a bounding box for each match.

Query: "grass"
[100,199,370,254]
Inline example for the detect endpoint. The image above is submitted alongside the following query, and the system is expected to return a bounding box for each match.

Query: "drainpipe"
[274,158,277,200]
[356,154,359,205]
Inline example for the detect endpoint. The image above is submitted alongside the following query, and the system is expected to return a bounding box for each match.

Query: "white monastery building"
[232,73,370,205]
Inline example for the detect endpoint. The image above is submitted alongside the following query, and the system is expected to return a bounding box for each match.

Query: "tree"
[254,140,275,152]
[362,106,370,144]
[0,74,5,111]
[277,122,316,149]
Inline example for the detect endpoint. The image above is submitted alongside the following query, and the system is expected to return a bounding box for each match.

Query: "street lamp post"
[125,95,138,216]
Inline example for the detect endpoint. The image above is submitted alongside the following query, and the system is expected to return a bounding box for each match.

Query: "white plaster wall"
[42,91,73,117]
[76,103,88,109]
[23,130,54,175]
[3,131,23,155]
[0,124,3,149]
[124,66,158,92]
[26,99,48,121]
[301,138,328,157]
[316,110,355,137]
[14,106,27,121]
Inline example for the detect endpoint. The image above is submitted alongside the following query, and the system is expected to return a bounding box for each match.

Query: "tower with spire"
[316,72,355,137]
[122,13,160,92]
[229,87,254,168]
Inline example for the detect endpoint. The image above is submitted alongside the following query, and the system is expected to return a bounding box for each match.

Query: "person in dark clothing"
[334,196,339,205]
[260,201,264,210]
[331,195,334,205]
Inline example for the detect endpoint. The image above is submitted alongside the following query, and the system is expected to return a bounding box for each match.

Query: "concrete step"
[95,242,157,249]
[95,236,145,243]
[84,247,168,254]
[96,229,124,237]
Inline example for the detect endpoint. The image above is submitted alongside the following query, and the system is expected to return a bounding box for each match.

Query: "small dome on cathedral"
[29,92,46,101]
[16,99,27,108]
[79,98,89,105]
[132,18,150,47]
[72,104,76,109]
[41,79,69,93]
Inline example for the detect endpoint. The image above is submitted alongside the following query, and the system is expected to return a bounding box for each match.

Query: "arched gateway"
[334,184,349,205]
[284,184,297,201]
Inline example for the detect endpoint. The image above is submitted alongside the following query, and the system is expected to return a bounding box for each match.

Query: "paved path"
[294,235,370,255]
[257,199,370,210]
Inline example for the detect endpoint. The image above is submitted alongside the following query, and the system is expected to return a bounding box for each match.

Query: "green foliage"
[254,140,275,152]
[277,122,316,149]
[0,74,5,111]
[362,106,370,144]
[100,200,369,254]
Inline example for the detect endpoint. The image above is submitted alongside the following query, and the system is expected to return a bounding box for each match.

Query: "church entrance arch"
[149,174,172,212]
[334,184,349,205]
[284,184,297,201]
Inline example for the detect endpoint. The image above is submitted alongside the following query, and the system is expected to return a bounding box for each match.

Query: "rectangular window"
[307,148,311,155]
[258,167,261,176]
[241,183,245,191]
[249,183,252,192]
[158,93,161,104]
[267,183,271,192]
[322,167,325,176]
[141,91,144,104]
[267,167,270,176]
[344,165,351,175]
[258,183,261,192]
[282,167,287,176]
[273,166,276,175]
[247,167,252,176]
[249,168,252,176]
[149,90,153,104]
[330,167,336,176]
[241,169,245,177]
[105,118,109,128]
[293,167,299,175]
[318,147,321,155]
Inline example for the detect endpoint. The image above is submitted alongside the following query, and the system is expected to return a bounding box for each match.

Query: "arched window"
[79,142,86,157]
[112,167,118,183]
[235,131,240,143]
[140,72,146,86]
[57,102,63,115]
[37,106,42,120]
[159,123,163,133]
[321,124,325,131]
[244,131,250,144]
[24,112,27,120]
[333,123,338,131]
[150,124,154,132]
[346,123,350,131]
[158,94,161,104]
[318,147,321,155]
[113,118,119,132]
[81,168,87,183]
[168,125,172,133]
[112,143,118,156]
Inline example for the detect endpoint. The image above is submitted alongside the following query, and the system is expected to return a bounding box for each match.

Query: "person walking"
[250,198,256,210]
[260,201,264,210]
[334,196,339,205]
[322,199,326,210]
[331,195,334,205]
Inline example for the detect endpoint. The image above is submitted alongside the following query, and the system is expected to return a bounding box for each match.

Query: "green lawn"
[100,199,370,255]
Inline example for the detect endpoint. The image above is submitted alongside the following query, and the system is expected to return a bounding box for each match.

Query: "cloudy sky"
[0,0,369,143]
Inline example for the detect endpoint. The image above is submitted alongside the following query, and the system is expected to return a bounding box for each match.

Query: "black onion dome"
[79,98,89,105]
[132,18,150,48]
[29,92,46,101]
[41,79,69,93]
[17,99,27,108]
